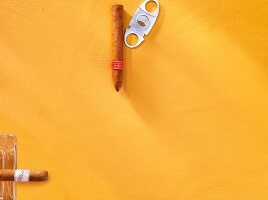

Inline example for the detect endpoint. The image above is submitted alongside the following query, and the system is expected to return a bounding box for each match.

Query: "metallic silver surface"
[124,0,160,48]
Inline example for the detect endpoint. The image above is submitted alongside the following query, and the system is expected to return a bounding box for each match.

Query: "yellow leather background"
[0,0,268,199]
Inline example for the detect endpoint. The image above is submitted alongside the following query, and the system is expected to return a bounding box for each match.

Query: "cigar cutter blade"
[124,0,160,48]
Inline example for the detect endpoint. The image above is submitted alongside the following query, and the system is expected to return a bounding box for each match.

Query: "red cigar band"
[112,60,123,70]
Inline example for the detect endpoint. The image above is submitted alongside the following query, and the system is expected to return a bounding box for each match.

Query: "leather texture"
[0,0,267,199]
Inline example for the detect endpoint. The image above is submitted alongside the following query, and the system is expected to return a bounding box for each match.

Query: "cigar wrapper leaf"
[112,5,124,92]
[0,170,48,182]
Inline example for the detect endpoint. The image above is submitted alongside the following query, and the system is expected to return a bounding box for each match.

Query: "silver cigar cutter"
[124,0,160,48]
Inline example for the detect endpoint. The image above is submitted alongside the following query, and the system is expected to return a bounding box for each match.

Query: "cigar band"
[14,169,30,182]
[112,61,123,70]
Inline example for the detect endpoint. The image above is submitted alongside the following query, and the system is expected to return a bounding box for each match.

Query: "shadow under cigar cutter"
[124,0,160,48]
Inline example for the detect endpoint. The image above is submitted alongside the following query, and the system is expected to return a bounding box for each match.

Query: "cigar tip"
[115,85,121,92]
[115,81,122,92]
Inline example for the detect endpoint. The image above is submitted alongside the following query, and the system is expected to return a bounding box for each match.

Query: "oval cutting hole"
[137,15,149,27]
[145,1,158,13]
[126,33,138,46]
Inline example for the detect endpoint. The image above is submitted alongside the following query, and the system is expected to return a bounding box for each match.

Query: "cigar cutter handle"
[124,0,160,48]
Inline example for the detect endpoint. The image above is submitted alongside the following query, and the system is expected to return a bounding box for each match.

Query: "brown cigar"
[0,170,48,182]
[112,5,124,92]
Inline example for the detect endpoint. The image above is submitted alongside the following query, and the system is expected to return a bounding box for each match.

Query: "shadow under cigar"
[121,10,132,98]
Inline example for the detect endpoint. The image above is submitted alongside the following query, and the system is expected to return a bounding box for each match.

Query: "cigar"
[112,5,124,92]
[0,170,48,182]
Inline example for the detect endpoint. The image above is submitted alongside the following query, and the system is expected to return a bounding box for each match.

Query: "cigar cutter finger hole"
[145,1,158,13]
[126,33,139,46]
[124,0,160,48]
